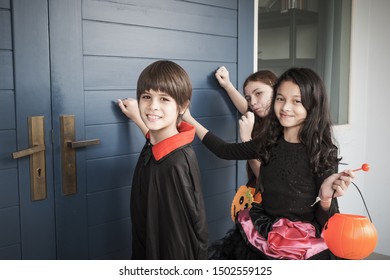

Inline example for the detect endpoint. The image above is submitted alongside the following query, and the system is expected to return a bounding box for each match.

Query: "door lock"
[12,116,47,201]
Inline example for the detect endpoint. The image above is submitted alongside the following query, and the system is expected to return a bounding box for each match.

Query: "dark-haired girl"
[183,67,355,259]
[215,66,277,186]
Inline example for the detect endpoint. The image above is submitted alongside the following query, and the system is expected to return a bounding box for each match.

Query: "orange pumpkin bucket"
[322,163,378,259]
[323,213,378,259]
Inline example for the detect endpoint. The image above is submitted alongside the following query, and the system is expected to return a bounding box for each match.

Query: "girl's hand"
[215,66,231,89]
[239,111,255,142]
[117,98,140,121]
[182,108,193,122]
[319,169,355,201]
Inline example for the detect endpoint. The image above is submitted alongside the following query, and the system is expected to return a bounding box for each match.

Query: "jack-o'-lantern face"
[230,185,262,221]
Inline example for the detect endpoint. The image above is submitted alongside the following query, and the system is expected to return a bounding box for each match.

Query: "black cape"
[131,122,208,259]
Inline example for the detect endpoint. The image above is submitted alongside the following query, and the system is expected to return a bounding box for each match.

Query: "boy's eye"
[161,97,170,102]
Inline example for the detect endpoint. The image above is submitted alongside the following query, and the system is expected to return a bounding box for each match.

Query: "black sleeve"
[202,131,259,160]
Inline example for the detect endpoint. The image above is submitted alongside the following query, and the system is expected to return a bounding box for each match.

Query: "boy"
[117,60,208,259]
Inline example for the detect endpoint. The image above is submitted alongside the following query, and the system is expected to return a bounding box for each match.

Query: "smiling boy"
[118,60,208,260]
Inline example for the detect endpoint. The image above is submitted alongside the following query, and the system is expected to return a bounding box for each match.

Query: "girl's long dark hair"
[257,68,341,176]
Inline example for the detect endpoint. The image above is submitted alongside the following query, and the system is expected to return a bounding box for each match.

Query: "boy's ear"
[179,101,190,115]
[177,101,190,124]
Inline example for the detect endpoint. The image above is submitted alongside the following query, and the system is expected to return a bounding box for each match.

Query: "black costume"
[202,132,340,259]
[131,122,208,259]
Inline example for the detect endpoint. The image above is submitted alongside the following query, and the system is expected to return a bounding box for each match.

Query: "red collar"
[146,121,195,161]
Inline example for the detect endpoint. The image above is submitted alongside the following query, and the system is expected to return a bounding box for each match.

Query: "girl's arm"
[215,66,248,115]
[183,110,259,161]
[315,169,355,226]
[182,109,209,141]
[318,169,355,210]
[239,111,261,178]
[117,98,149,136]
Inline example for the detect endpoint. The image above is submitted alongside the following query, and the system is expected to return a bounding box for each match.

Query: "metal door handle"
[60,115,100,195]
[12,144,45,159]
[67,139,100,149]
[12,116,47,201]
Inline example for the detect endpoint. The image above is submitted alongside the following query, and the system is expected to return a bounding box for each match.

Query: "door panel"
[0,0,19,259]
[49,0,89,259]
[12,0,56,259]
[49,0,132,259]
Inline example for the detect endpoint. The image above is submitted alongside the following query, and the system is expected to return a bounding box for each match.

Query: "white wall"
[334,0,390,255]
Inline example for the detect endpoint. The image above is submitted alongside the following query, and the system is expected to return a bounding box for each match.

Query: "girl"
[183,67,354,259]
[215,66,277,185]
[118,60,208,259]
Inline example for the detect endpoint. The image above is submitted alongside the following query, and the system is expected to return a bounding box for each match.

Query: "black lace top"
[202,132,339,233]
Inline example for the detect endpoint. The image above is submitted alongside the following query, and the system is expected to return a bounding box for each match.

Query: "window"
[257,0,351,124]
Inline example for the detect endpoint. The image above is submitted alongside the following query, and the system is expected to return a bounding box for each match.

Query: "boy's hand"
[117,98,140,121]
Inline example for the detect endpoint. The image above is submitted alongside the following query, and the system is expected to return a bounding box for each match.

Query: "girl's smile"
[274,81,307,142]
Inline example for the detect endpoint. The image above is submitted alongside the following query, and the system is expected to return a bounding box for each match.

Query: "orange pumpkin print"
[231,185,262,221]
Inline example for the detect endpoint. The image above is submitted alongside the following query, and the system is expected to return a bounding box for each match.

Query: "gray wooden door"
[1,0,58,259]
[1,0,253,259]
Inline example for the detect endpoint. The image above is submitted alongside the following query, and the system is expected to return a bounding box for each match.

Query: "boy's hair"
[136,60,192,107]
